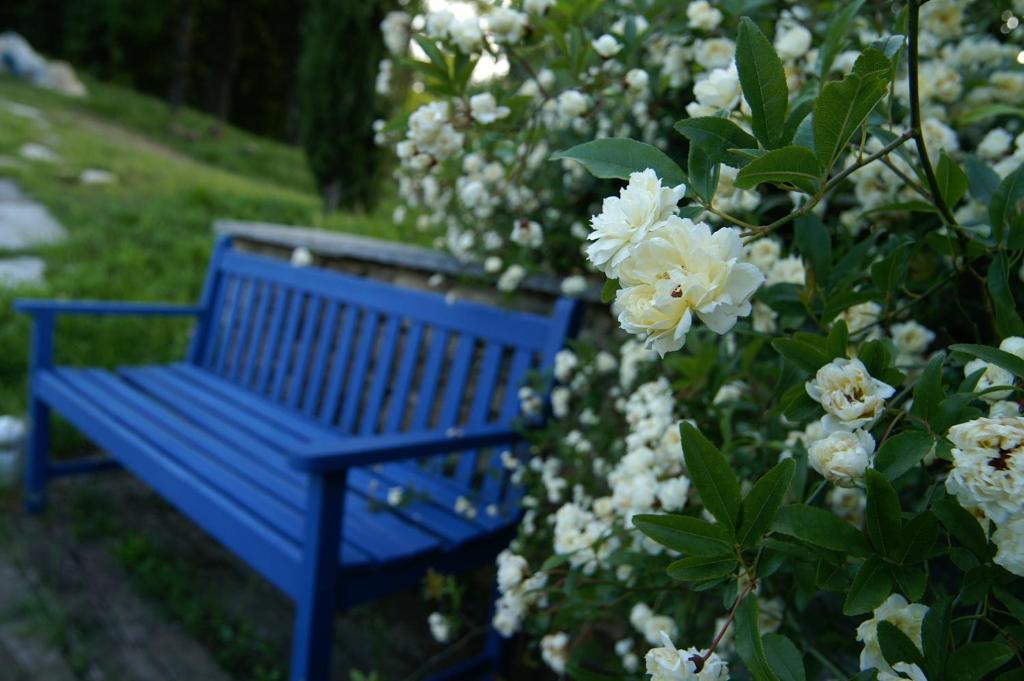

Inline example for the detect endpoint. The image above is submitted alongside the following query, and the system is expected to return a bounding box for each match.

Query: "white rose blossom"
[806,358,895,430]
[807,427,875,486]
[614,218,764,355]
[945,416,1024,525]
[586,169,686,277]
[993,514,1024,577]
[856,595,928,681]
[645,631,729,681]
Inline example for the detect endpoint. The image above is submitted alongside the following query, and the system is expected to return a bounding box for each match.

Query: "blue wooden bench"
[15,237,580,681]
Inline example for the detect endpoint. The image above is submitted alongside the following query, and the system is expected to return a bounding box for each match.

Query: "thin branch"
[907,0,957,226]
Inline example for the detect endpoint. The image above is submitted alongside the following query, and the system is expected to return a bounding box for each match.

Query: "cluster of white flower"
[492,549,548,638]
[856,595,929,681]
[802,357,895,484]
[427,612,451,644]
[541,631,571,675]
[586,170,764,354]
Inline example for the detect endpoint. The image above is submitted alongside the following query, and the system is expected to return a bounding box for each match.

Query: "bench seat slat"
[111,367,445,561]
[130,365,487,546]
[35,369,307,593]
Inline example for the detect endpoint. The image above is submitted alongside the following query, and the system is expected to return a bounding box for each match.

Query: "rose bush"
[379,0,1024,679]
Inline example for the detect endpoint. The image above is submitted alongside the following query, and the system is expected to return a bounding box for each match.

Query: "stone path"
[0,178,66,288]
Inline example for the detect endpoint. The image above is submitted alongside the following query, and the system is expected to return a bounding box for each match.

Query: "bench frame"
[16,237,582,681]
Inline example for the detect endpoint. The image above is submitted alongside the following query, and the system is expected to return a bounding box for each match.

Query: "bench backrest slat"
[193,240,581,504]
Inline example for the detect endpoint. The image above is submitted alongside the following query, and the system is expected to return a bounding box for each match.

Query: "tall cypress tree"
[299,0,393,211]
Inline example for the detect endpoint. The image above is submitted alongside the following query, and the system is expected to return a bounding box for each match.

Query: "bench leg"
[24,395,50,514]
[291,471,346,681]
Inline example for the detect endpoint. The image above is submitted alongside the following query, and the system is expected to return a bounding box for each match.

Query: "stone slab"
[0,179,23,201]
[0,202,67,249]
[0,256,45,287]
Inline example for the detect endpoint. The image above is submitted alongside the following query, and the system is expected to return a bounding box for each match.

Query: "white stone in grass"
[0,416,26,446]
[0,256,45,288]
[79,169,115,185]
[18,143,60,163]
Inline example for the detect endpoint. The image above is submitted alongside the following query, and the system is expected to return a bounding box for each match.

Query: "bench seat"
[38,363,515,597]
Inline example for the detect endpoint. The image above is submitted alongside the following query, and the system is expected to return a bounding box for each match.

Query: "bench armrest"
[287,424,524,473]
[14,300,203,316]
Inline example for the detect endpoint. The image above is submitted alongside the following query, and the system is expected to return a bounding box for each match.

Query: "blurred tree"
[298,0,396,211]
[167,0,195,112]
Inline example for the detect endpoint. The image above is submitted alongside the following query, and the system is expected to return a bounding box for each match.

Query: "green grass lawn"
[0,75,409,445]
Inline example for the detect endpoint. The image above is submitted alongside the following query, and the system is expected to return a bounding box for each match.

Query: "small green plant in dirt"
[114,533,286,681]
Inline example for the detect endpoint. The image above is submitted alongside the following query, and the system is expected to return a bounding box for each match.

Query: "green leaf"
[910,352,945,422]
[993,586,1024,624]
[870,242,910,294]
[947,642,1014,681]
[895,512,938,564]
[772,505,872,557]
[735,146,822,194]
[950,343,1024,379]
[680,423,741,533]
[843,556,893,615]
[964,154,1002,205]
[932,497,991,559]
[990,162,1024,244]
[762,634,805,681]
[667,554,738,581]
[772,337,831,373]
[600,279,619,304]
[412,36,451,81]
[631,513,734,556]
[735,17,789,149]
[550,138,687,187]
[735,595,781,681]
[876,431,935,480]
[818,0,867,77]
[921,598,951,679]
[781,98,814,148]
[674,117,759,168]
[794,214,831,286]
[889,564,926,601]
[877,621,926,669]
[813,50,891,173]
[936,151,968,207]
[825,319,849,360]
[987,252,1024,338]
[688,142,720,203]
[865,469,902,557]
[958,103,1024,125]
[737,459,795,549]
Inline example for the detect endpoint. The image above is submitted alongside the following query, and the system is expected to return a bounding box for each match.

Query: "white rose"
[614,218,764,355]
[890,321,935,356]
[541,632,570,675]
[625,68,650,92]
[511,219,543,248]
[766,255,806,286]
[551,386,571,418]
[498,264,526,292]
[425,10,454,38]
[744,238,781,274]
[560,275,587,297]
[965,358,1015,402]
[1000,336,1024,359]
[856,595,928,680]
[448,17,483,53]
[694,38,735,70]
[380,11,411,55]
[774,25,812,60]
[689,64,741,113]
[808,428,875,485]
[427,612,451,643]
[485,7,528,44]
[839,301,881,335]
[523,0,554,14]
[586,169,686,277]
[979,128,1013,160]
[645,631,729,681]
[686,0,723,31]
[993,514,1024,576]
[592,33,623,58]
[806,358,896,429]
[469,92,510,124]
[945,416,1024,524]
[557,89,590,119]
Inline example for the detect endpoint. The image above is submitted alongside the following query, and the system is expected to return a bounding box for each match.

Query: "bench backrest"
[186,238,580,504]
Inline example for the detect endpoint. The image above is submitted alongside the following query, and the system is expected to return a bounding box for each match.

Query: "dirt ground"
[0,471,499,681]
